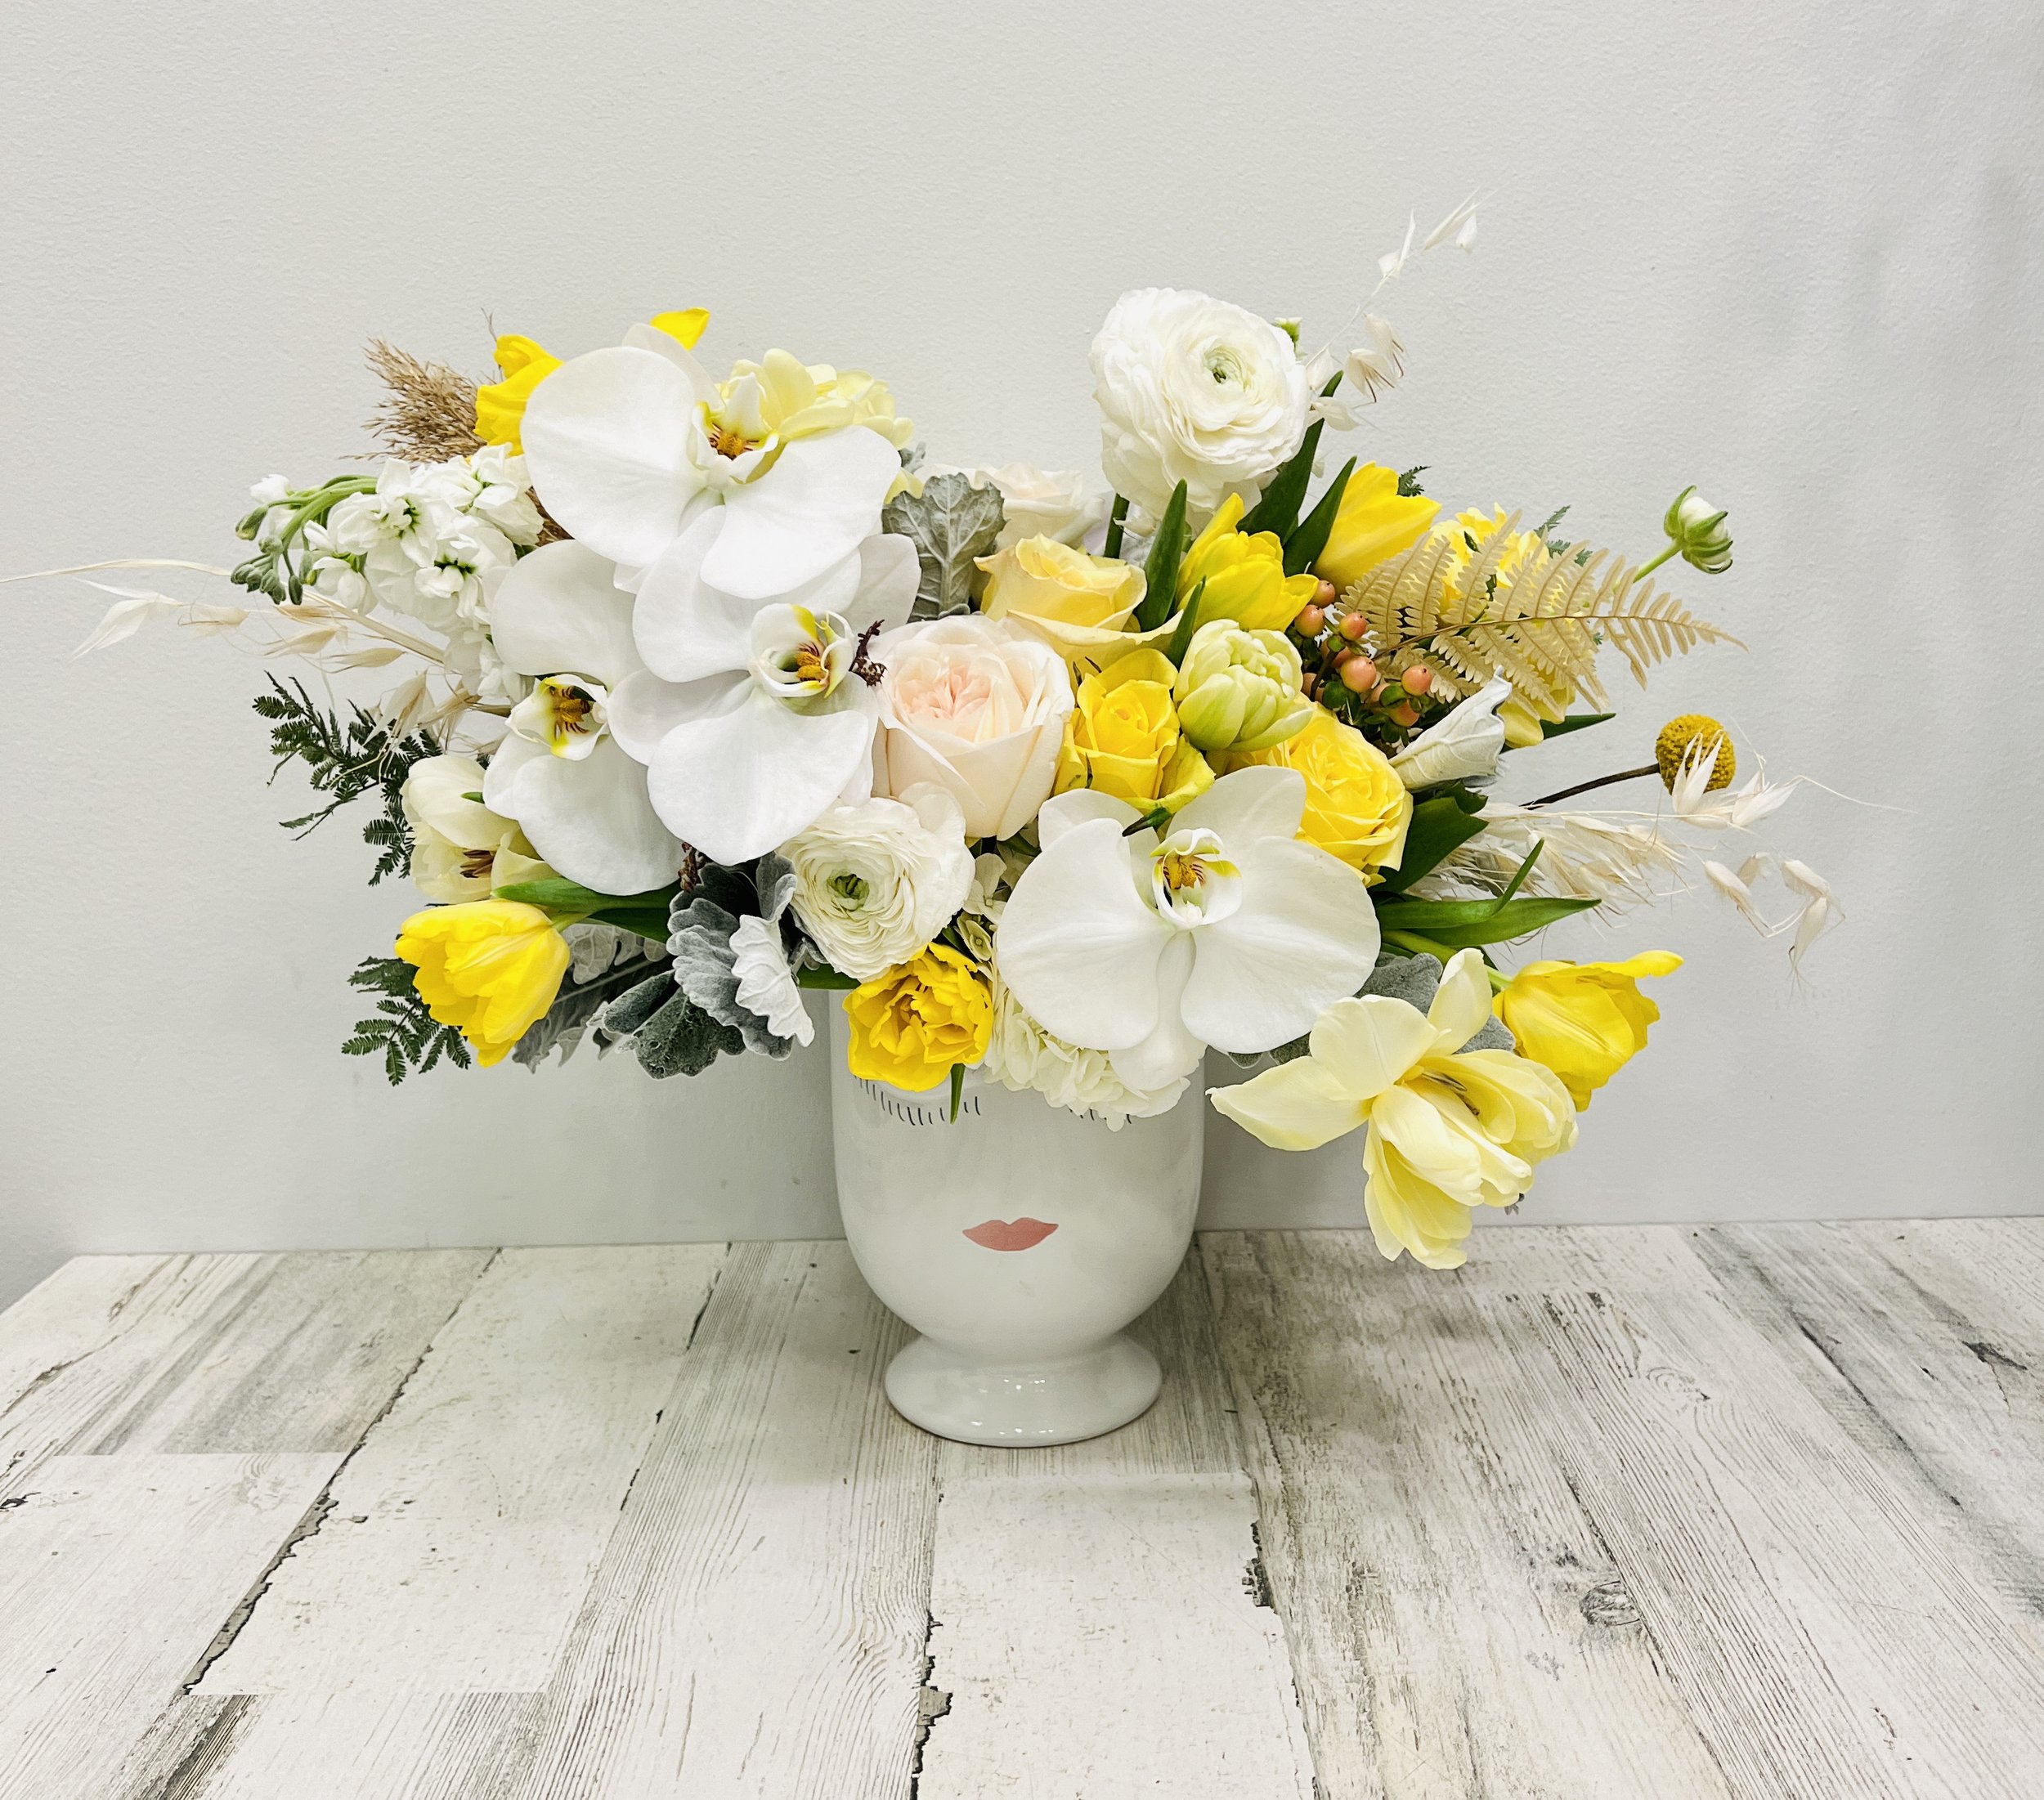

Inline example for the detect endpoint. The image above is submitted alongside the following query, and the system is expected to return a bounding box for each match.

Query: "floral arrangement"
[52,211,1840,1270]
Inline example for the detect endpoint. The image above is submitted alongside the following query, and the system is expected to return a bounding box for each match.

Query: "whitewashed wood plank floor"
[1,1222,2039,1799]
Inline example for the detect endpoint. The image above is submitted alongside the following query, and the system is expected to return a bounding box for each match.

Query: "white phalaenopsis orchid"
[608,508,920,864]
[519,326,906,597]
[482,540,684,895]
[995,768,1381,1090]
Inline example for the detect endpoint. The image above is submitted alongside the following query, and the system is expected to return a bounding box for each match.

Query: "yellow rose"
[845,944,993,1091]
[395,899,571,1067]
[1313,463,1439,593]
[977,535,1150,665]
[1176,494,1320,632]
[1227,708,1411,878]
[1494,952,1683,1109]
[1053,649,1214,814]
[473,310,709,451]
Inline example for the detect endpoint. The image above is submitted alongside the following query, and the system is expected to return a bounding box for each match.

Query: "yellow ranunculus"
[473,310,710,451]
[1226,707,1411,879]
[1313,463,1438,593]
[845,944,993,1091]
[1212,949,1577,1269]
[1494,952,1682,1109]
[1053,649,1213,814]
[977,535,1150,665]
[395,899,572,1068]
[1176,494,1320,632]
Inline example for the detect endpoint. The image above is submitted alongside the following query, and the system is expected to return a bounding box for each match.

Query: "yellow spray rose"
[845,944,993,1091]
[394,899,572,1068]
[1313,463,1438,593]
[1176,494,1320,632]
[1054,649,1213,814]
[1226,708,1411,879]
[1494,952,1682,1109]
[977,535,1150,665]
[473,310,710,451]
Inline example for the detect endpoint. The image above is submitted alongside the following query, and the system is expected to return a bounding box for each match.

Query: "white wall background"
[3,0,2039,1307]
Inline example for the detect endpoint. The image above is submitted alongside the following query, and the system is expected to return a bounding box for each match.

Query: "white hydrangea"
[981,970,1189,1130]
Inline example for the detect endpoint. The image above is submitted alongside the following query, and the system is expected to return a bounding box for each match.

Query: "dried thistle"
[363,340,483,463]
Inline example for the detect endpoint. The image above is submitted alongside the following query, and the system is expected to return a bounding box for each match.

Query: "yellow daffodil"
[473,310,710,451]
[1224,707,1411,879]
[845,945,993,1091]
[1494,952,1681,1109]
[1212,950,1577,1269]
[1313,463,1438,593]
[395,899,571,1068]
[1054,648,1214,813]
[1177,494,1319,632]
[977,535,1151,665]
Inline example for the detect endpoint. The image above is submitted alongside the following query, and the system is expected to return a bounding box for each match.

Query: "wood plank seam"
[173,1249,503,1696]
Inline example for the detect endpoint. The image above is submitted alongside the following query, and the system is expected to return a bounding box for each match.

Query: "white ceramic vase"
[828,1014,1205,1446]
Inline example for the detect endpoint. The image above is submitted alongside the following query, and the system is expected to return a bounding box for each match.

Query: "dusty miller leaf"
[882,472,1005,619]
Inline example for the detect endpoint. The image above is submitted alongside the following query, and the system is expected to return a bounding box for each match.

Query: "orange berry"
[1337,611,1368,642]
[1401,665,1432,695]
[1389,701,1419,728]
[1293,603,1326,635]
[1339,657,1378,694]
[1315,579,1338,605]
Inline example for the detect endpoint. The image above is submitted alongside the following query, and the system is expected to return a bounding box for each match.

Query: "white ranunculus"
[950,465,1106,551]
[1090,289,1311,524]
[982,973,1189,1128]
[782,786,975,981]
[995,769,1378,1090]
[875,616,1074,840]
[1389,677,1515,790]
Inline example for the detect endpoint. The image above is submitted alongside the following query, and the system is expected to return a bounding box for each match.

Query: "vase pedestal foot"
[883,1332,1162,1446]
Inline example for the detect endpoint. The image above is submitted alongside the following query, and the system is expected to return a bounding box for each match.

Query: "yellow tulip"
[1212,949,1576,1269]
[845,945,993,1091]
[394,899,571,1068]
[1313,463,1438,593]
[1225,707,1411,879]
[473,310,710,452]
[1177,494,1320,632]
[1493,951,1682,1109]
[1054,648,1213,814]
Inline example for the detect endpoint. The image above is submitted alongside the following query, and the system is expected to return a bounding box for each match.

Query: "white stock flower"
[460,445,544,544]
[1090,289,1310,523]
[783,785,975,980]
[1390,678,1513,789]
[480,540,685,893]
[608,508,920,863]
[729,915,814,1046]
[982,973,1188,1128]
[875,616,1074,840]
[996,768,1379,1090]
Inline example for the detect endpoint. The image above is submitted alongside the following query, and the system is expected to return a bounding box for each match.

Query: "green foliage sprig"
[343,956,471,1084]
[252,676,438,884]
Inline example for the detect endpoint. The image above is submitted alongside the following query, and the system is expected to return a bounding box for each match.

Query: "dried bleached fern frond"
[364,340,483,463]
[1340,513,1741,708]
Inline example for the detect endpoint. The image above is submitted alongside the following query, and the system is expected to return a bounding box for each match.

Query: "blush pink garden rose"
[875,616,1076,840]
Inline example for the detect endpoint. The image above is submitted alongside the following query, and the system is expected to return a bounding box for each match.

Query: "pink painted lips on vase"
[961,1218,1060,1252]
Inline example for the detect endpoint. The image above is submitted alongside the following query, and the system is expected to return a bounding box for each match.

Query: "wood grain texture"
[198,1245,724,1695]
[1203,1228,1736,1800]
[0,1453,340,1800]
[484,1240,941,1800]
[3,1225,2043,1800]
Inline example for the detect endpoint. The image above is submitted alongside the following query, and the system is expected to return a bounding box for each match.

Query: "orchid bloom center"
[1149,826,1243,929]
[508,674,612,760]
[751,604,854,705]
